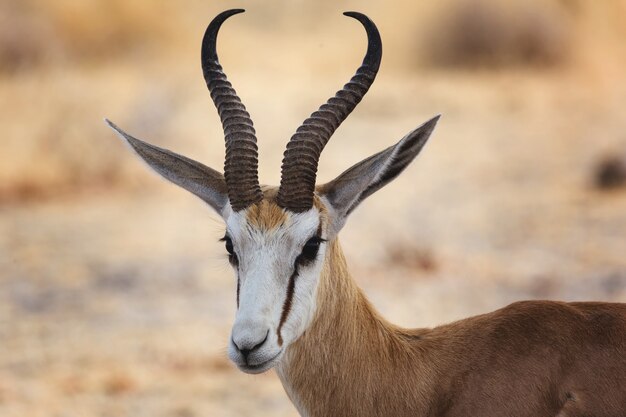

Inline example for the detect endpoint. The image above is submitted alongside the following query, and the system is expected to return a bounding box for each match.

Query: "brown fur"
[246,188,327,231]
[278,239,626,417]
[246,188,288,230]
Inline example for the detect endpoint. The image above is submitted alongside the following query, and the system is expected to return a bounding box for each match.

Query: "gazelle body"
[278,232,626,416]
[107,9,626,416]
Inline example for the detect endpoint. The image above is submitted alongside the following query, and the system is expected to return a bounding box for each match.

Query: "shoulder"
[430,300,626,348]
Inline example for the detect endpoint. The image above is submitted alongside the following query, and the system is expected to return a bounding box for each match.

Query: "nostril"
[233,329,269,359]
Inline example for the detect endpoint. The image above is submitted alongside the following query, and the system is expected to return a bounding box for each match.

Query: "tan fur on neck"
[277,239,626,417]
[278,240,435,416]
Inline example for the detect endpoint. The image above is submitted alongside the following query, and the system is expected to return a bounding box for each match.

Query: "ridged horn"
[201,9,263,211]
[276,11,382,212]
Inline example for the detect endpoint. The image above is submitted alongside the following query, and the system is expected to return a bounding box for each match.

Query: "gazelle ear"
[318,115,439,233]
[106,119,229,216]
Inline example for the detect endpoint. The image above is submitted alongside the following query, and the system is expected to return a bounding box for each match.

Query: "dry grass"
[1,0,625,201]
[0,0,183,74]
[594,154,626,189]
[419,0,573,68]
[0,0,189,201]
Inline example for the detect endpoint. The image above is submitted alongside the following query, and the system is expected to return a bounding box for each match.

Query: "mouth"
[238,349,283,374]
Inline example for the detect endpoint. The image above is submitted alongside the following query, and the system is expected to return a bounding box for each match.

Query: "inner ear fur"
[106,119,229,215]
[318,115,439,228]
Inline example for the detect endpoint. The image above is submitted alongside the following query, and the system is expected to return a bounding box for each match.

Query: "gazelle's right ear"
[106,119,229,216]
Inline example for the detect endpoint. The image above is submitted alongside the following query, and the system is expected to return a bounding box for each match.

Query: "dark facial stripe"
[236,275,240,308]
[277,268,298,346]
[276,222,323,346]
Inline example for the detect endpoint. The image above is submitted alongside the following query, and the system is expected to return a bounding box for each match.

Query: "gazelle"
[107,9,626,417]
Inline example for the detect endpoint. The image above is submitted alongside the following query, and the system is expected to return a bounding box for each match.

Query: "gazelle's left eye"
[297,236,325,266]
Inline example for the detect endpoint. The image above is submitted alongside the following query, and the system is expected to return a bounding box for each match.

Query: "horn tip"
[227,8,245,15]
[343,11,370,22]
[342,11,381,70]
[208,9,245,28]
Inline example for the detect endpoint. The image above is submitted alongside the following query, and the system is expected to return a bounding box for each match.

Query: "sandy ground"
[2,71,626,416]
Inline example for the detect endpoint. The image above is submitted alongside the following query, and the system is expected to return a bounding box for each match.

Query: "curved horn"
[276,12,382,212]
[201,9,263,211]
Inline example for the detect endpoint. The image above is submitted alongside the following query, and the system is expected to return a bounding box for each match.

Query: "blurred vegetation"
[420,0,573,68]
[2,2,626,416]
[0,0,179,74]
[1,0,625,202]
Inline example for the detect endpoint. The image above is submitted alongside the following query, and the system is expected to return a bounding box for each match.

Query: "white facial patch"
[223,206,326,373]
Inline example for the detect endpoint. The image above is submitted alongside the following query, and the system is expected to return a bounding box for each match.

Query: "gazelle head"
[107,9,438,374]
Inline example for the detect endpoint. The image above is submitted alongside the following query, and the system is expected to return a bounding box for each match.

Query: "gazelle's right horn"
[202,9,263,211]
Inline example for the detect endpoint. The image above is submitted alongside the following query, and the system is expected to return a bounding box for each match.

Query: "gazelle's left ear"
[318,115,439,233]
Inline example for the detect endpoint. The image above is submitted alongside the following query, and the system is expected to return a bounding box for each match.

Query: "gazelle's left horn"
[276,11,382,213]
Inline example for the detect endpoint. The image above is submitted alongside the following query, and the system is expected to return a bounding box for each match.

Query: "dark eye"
[224,237,234,255]
[222,236,238,265]
[297,236,325,266]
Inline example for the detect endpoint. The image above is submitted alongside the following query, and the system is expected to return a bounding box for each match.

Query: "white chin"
[235,351,283,374]
[238,361,276,374]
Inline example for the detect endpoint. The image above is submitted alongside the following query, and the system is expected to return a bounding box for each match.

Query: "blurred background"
[1,0,626,416]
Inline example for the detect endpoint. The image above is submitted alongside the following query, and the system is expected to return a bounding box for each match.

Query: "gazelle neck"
[276,239,434,417]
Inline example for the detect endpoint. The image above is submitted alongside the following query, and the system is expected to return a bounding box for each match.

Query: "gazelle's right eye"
[224,236,234,255]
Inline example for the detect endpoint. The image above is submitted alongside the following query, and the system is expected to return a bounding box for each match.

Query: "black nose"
[233,330,269,362]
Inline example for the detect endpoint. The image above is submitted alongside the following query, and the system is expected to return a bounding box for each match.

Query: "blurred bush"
[0,0,187,202]
[1,0,624,203]
[594,154,626,190]
[419,0,573,68]
[0,2,57,73]
[0,0,181,74]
